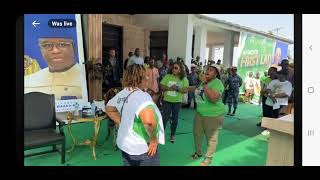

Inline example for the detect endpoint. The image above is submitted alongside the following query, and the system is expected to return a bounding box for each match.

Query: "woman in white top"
[264,70,292,118]
[106,64,165,166]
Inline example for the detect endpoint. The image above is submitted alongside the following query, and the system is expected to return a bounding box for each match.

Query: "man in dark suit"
[103,48,123,93]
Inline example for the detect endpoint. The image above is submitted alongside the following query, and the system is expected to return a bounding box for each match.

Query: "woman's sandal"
[190,153,202,160]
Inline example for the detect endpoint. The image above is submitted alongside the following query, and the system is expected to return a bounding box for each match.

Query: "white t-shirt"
[244,76,254,89]
[127,55,144,67]
[265,79,292,109]
[106,88,165,155]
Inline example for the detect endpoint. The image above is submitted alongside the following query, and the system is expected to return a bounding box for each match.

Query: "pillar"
[223,31,235,68]
[88,14,102,101]
[144,29,150,57]
[167,14,193,68]
[194,26,207,65]
[208,45,214,60]
[212,46,216,62]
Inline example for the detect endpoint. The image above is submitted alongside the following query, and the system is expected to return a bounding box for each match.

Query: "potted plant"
[83,57,106,101]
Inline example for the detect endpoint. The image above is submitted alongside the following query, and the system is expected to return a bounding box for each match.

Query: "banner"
[272,41,289,66]
[235,32,289,104]
[24,14,88,110]
[235,32,275,104]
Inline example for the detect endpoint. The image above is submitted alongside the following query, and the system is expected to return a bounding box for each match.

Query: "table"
[262,114,294,166]
[65,112,106,160]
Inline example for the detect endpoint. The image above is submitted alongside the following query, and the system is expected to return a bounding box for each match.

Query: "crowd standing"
[103,48,294,166]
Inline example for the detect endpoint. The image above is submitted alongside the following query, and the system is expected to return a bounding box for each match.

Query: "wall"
[131,14,169,31]
[102,14,150,61]
[207,31,240,47]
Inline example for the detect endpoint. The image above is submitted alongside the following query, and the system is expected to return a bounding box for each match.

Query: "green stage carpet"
[24,103,268,166]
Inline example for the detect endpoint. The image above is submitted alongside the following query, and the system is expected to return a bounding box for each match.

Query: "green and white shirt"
[195,78,225,117]
[160,74,189,103]
[107,88,165,155]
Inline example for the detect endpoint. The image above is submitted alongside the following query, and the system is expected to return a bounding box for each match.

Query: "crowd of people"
[103,47,294,166]
[257,59,294,126]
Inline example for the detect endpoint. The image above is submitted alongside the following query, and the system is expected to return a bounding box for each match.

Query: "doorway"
[150,31,168,60]
[102,24,123,63]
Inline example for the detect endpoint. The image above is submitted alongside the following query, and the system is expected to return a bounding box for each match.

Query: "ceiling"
[130,14,239,46]
[132,14,169,31]
[207,32,240,46]
[131,14,227,33]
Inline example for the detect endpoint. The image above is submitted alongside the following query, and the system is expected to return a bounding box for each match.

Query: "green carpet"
[24,103,268,166]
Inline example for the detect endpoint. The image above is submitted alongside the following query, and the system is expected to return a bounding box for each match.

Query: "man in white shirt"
[24,37,83,100]
[244,72,255,103]
[264,70,292,118]
[127,48,144,67]
[253,72,261,98]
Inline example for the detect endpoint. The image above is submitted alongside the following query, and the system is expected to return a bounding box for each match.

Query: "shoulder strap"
[120,89,138,117]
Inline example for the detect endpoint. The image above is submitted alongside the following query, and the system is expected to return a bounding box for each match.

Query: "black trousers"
[262,96,268,117]
[122,150,160,166]
[264,105,284,118]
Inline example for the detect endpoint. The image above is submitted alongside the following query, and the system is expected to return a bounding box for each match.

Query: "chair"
[93,100,105,112]
[24,92,66,164]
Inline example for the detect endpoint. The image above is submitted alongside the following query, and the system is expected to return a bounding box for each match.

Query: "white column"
[144,30,150,57]
[212,46,216,61]
[223,31,235,68]
[194,26,207,65]
[208,45,214,60]
[167,14,193,68]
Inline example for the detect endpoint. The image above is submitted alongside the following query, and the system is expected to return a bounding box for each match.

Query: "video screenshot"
[18,14,316,166]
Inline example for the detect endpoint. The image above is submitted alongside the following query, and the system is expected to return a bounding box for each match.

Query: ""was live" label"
[48,19,76,28]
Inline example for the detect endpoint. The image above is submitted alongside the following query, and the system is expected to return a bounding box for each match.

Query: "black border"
[16,15,24,168]
[294,14,302,166]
